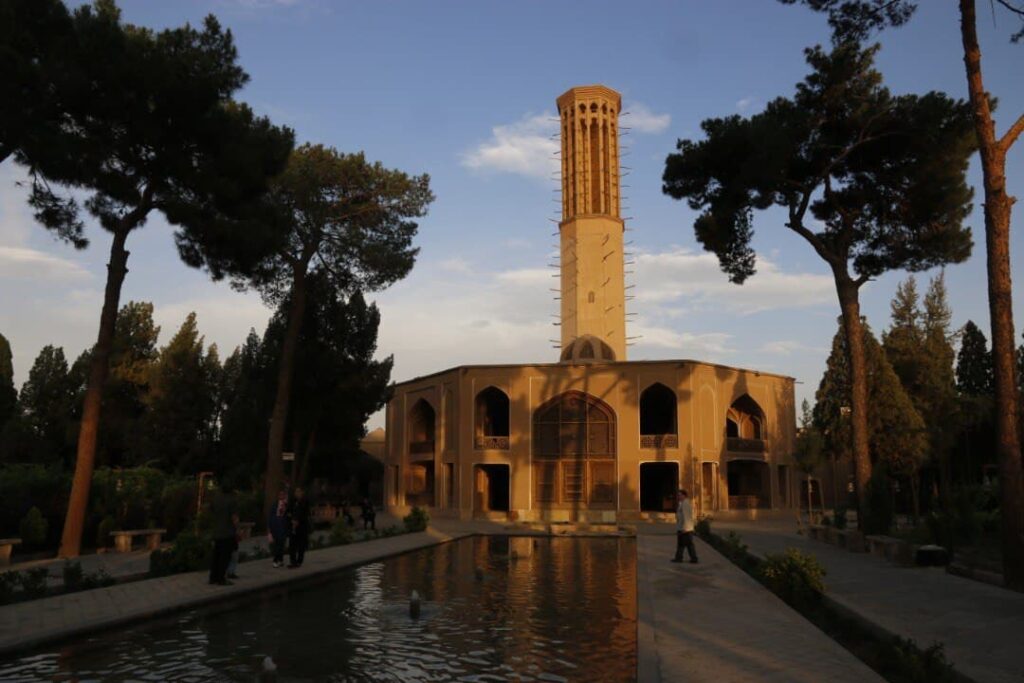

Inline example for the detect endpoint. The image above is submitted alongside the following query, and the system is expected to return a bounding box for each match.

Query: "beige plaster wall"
[382,360,796,523]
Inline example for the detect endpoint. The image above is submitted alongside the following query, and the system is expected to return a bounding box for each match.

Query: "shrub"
[757,548,826,609]
[403,506,429,533]
[0,572,17,605]
[380,525,402,538]
[330,518,353,546]
[96,515,117,549]
[833,507,848,530]
[19,507,48,546]
[880,638,956,682]
[694,516,712,540]
[149,529,211,577]
[62,560,85,592]
[18,567,50,599]
[0,464,69,546]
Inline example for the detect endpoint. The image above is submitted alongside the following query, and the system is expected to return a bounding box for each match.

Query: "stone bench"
[237,522,256,540]
[110,528,166,553]
[0,538,21,566]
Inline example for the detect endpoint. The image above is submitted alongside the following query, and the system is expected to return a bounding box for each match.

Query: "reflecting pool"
[0,536,637,682]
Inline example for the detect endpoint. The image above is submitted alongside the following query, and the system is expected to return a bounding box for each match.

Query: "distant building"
[380,85,798,522]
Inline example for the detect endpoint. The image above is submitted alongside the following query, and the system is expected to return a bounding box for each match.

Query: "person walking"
[288,486,311,568]
[209,484,238,585]
[672,488,699,564]
[268,489,290,569]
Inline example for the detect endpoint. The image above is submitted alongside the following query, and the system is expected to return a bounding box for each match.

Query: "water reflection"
[0,536,636,682]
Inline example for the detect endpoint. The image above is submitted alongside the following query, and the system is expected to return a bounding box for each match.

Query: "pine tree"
[957,321,994,396]
[140,313,218,474]
[0,334,17,429]
[17,345,77,465]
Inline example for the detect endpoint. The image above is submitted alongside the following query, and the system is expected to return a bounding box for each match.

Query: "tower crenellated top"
[556,85,622,222]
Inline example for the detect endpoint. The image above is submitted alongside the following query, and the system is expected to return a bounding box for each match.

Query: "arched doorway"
[725,394,766,454]
[532,391,616,512]
[407,399,435,507]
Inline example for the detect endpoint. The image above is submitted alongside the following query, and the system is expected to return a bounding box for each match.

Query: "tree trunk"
[911,473,921,522]
[298,427,316,486]
[959,0,1024,590]
[835,278,872,531]
[264,263,309,520]
[58,228,131,558]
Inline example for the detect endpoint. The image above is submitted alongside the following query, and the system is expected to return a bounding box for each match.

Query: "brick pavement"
[717,518,1024,683]
[636,532,883,682]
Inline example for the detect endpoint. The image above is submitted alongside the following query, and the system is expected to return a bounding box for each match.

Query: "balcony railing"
[475,435,510,450]
[409,440,434,455]
[640,434,679,449]
[726,437,765,453]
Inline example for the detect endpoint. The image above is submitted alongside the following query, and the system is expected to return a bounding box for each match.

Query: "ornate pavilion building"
[380,85,797,522]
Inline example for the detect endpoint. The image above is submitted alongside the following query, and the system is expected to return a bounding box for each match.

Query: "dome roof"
[560,335,617,364]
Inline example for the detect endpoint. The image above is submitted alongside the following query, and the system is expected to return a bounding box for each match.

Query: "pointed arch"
[640,382,678,448]
[725,394,766,453]
[475,386,510,450]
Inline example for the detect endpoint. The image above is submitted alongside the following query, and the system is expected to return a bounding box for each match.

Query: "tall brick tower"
[556,85,626,362]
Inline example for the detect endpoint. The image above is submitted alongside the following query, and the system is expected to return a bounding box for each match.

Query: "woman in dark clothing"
[268,489,290,568]
[288,487,311,568]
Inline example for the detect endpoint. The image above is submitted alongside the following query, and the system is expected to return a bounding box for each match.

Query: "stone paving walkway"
[636,531,882,683]
[0,528,465,658]
[716,518,1024,683]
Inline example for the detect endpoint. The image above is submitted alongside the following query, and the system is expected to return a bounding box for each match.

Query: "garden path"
[716,518,1024,683]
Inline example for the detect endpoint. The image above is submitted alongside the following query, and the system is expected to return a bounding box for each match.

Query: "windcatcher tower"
[556,85,627,363]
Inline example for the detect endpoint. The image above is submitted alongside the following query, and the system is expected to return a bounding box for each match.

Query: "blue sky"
[2,0,1022,428]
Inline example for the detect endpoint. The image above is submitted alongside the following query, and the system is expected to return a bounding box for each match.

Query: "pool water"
[0,536,637,682]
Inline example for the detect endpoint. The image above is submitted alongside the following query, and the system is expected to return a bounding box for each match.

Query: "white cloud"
[625,102,671,134]
[0,246,91,281]
[736,97,759,113]
[758,339,828,356]
[460,112,558,180]
[633,247,834,315]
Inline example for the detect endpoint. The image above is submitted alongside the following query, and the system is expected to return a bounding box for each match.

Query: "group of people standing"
[268,486,311,569]
[207,484,313,585]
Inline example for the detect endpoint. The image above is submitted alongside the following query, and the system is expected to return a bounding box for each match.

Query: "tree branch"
[1001,112,1024,152]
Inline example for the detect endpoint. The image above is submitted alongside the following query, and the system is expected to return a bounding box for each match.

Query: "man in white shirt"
[671,488,699,564]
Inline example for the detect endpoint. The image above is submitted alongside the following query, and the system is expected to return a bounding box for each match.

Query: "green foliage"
[148,529,211,577]
[380,525,402,538]
[0,572,17,605]
[794,400,826,476]
[96,515,117,549]
[329,518,354,545]
[881,637,957,683]
[815,321,928,478]
[62,561,116,593]
[18,506,48,546]
[17,567,49,599]
[778,0,917,44]
[14,345,77,467]
[403,507,429,533]
[0,464,68,543]
[0,334,16,429]
[957,320,993,396]
[139,313,220,474]
[757,548,826,609]
[694,515,712,540]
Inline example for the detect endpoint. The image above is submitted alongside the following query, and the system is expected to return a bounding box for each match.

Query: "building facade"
[381,85,798,522]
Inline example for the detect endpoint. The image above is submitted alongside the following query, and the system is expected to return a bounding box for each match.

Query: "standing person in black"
[288,486,311,568]
[208,483,238,585]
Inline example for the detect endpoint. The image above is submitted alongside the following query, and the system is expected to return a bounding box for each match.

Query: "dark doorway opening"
[474,464,510,514]
[640,462,678,512]
[727,460,769,509]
